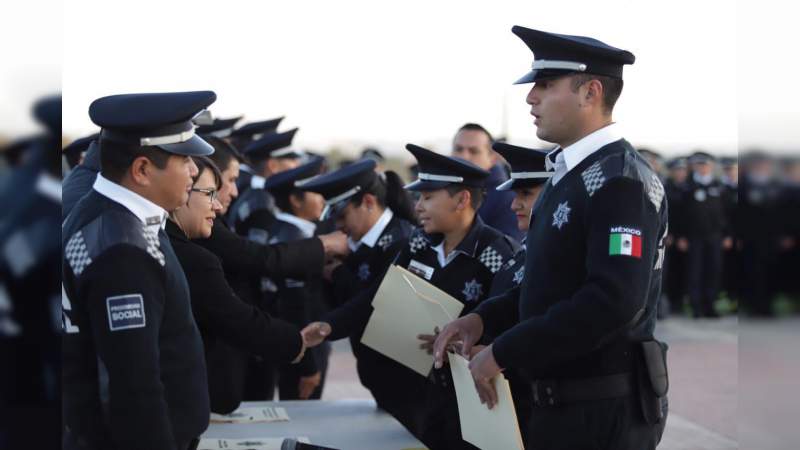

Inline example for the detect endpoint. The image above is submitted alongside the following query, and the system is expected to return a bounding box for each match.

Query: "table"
[202,399,426,450]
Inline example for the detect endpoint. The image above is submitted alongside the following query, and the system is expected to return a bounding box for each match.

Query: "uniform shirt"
[165,220,304,413]
[664,178,689,239]
[475,138,668,380]
[62,176,209,450]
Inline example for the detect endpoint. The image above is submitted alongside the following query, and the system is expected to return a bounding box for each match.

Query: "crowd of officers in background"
[639,149,800,318]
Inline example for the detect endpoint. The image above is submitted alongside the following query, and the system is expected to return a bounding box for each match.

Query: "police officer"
[434,27,669,450]
[166,155,308,413]
[297,159,420,429]
[195,115,242,139]
[226,117,285,197]
[481,141,552,442]
[739,151,781,315]
[260,157,330,400]
[451,123,522,240]
[62,91,215,450]
[663,157,690,314]
[684,151,728,317]
[228,127,303,234]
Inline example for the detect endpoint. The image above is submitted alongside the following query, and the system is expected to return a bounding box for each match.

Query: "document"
[361,265,464,377]
[448,353,524,450]
[197,437,310,449]
[209,406,290,424]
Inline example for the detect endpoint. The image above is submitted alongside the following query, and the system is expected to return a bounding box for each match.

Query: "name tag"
[106,294,146,332]
[408,260,435,280]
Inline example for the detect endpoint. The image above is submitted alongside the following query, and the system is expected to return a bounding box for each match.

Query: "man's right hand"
[432,313,484,369]
[301,322,332,348]
[676,237,689,252]
[319,231,349,258]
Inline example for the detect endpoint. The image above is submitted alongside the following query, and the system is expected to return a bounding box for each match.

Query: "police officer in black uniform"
[434,27,669,450]
[260,157,331,400]
[663,157,690,314]
[226,117,285,198]
[298,159,420,427]
[228,128,303,234]
[719,156,739,303]
[684,151,728,317]
[482,141,551,442]
[62,91,216,450]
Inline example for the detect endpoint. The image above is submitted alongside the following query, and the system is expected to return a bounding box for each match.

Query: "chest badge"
[462,279,483,302]
[552,201,571,230]
[513,267,525,285]
[694,189,707,202]
[357,263,371,281]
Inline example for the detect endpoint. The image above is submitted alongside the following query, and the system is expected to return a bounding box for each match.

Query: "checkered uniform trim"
[582,161,606,197]
[142,227,165,267]
[645,172,665,211]
[377,234,394,251]
[65,231,92,276]
[409,231,429,254]
[478,245,504,273]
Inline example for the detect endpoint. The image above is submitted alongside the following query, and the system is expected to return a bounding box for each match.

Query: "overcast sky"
[3,0,797,158]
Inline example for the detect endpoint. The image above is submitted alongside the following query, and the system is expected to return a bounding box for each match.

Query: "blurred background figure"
[739,151,781,316]
[0,95,62,449]
[663,157,690,316]
[683,151,728,318]
[360,147,386,173]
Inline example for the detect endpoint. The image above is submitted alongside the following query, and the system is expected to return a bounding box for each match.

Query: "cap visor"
[404,179,451,191]
[156,134,214,156]
[513,70,537,85]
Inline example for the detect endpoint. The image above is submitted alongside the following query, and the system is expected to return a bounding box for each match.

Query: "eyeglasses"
[190,187,219,204]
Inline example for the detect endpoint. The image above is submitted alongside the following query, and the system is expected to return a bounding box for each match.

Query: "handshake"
[291,321,333,365]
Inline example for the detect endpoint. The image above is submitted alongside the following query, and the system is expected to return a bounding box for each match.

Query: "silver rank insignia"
[552,201,571,230]
[462,279,483,302]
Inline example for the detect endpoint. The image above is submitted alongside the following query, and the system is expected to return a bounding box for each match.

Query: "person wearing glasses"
[166,155,309,414]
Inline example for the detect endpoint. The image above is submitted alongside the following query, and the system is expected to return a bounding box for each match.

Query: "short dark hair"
[569,74,624,114]
[191,155,222,190]
[457,123,494,144]
[202,134,244,173]
[99,137,170,183]
[445,184,485,211]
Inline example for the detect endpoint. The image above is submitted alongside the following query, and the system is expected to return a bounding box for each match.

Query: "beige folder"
[361,265,464,377]
[448,353,524,450]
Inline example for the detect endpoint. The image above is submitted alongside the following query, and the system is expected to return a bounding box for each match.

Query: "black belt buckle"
[532,379,559,407]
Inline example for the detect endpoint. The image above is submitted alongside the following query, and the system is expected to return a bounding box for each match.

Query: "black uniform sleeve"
[189,249,304,364]
[473,285,521,338]
[81,245,178,450]
[198,220,324,279]
[492,177,660,371]
[329,264,359,307]
[324,239,409,340]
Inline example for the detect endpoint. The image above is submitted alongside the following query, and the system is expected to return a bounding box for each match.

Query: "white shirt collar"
[432,241,464,268]
[693,172,714,186]
[347,208,394,252]
[545,123,623,185]
[251,174,267,189]
[92,174,168,230]
[275,211,317,238]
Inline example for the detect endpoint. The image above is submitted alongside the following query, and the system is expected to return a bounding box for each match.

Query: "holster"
[635,340,669,425]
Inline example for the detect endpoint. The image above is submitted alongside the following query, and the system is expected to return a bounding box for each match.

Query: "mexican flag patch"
[609,227,642,258]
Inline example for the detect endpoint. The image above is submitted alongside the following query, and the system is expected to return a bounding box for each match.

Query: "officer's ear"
[129,156,155,187]
[362,193,378,212]
[456,189,472,212]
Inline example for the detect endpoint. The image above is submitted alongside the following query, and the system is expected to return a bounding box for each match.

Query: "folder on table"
[361,265,464,377]
[448,353,524,450]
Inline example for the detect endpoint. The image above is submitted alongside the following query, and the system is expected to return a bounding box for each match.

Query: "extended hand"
[469,344,502,409]
[301,322,331,348]
[432,313,484,369]
[319,231,349,258]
